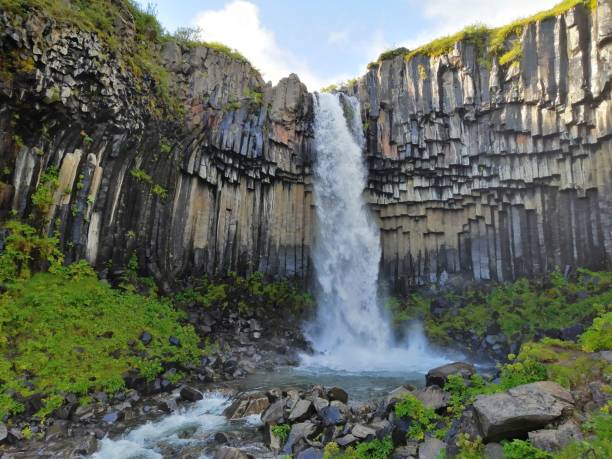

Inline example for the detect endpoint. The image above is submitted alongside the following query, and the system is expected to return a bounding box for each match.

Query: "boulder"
[261,400,285,425]
[426,362,476,387]
[336,434,358,447]
[282,421,319,455]
[418,436,445,459]
[528,420,583,452]
[445,407,483,456]
[391,443,418,458]
[320,405,345,426]
[224,394,270,419]
[288,399,313,422]
[180,386,203,402]
[413,386,450,412]
[473,381,573,441]
[327,387,348,404]
[352,423,377,440]
[312,396,329,415]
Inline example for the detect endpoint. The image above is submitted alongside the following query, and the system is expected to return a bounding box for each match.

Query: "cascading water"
[301,92,452,373]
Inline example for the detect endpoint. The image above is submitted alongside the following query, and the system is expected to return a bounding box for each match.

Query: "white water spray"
[302,93,452,373]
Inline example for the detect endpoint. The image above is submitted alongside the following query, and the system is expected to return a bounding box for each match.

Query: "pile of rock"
[215,362,589,459]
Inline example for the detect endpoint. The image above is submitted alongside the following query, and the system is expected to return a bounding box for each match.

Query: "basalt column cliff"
[351,0,612,290]
[0,1,611,290]
[0,8,314,287]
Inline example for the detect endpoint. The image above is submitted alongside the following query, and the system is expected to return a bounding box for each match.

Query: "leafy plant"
[354,437,394,459]
[31,167,59,214]
[152,184,168,199]
[394,394,438,441]
[271,424,291,443]
[579,311,612,352]
[502,439,550,459]
[130,167,152,184]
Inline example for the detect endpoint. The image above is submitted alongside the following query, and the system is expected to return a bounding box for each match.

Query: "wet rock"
[180,386,203,402]
[169,336,181,346]
[474,381,574,441]
[426,362,476,387]
[418,436,445,459]
[73,435,98,455]
[528,420,583,452]
[225,394,270,419]
[214,432,230,444]
[327,387,348,404]
[102,411,121,424]
[45,421,68,441]
[158,396,178,413]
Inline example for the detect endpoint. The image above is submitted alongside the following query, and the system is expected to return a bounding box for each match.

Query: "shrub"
[0,220,63,285]
[580,311,612,352]
[271,424,291,443]
[354,437,394,459]
[502,439,550,459]
[130,167,152,184]
[499,357,547,390]
[394,394,438,441]
[31,167,59,214]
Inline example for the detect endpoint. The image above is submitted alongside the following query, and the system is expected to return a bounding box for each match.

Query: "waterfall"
[301,92,452,373]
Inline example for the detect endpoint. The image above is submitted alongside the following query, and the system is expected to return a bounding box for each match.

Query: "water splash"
[91,393,229,459]
[302,92,452,373]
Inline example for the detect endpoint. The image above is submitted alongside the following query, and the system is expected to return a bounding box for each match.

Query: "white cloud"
[194,0,342,91]
[328,30,350,45]
[404,0,560,49]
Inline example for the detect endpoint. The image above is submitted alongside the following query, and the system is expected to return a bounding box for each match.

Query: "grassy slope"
[371,0,597,68]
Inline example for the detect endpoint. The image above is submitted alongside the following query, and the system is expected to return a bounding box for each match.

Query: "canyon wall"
[350,0,612,290]
[0,10,314,287]
[0,1,611,291]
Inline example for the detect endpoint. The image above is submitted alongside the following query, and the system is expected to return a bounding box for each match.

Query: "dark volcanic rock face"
[349,0,612,290]
[0,10,315,286]
[1,2,611,289]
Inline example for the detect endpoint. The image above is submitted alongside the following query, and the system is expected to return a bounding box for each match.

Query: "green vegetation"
[160,137,172,155]
[394,394,438,441]
[0,0,256,117]
[0,221,201,420]
[130,167,153,184]
[371,0,597,67]
[244,88,264,106]
[31,166,59,214]
[387,269,612,347]
[580,311,612,352]
[320,84,339,93]
[271,423,291,443]
[323,437,393,459]
[173,271,313,317]
[152,184,168,199]
[502,439,551,459]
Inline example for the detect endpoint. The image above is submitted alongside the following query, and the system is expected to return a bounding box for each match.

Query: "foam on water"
[91,393,229,459]
[302,93,454,373]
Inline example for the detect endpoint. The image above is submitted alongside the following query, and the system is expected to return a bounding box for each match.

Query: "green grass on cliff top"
[0,0,253,116]
[374,0,597,65]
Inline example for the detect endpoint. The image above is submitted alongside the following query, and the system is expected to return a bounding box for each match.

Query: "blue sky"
[145,0,560,90]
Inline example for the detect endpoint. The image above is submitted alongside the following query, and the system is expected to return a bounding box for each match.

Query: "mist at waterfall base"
[300,92,454,374]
